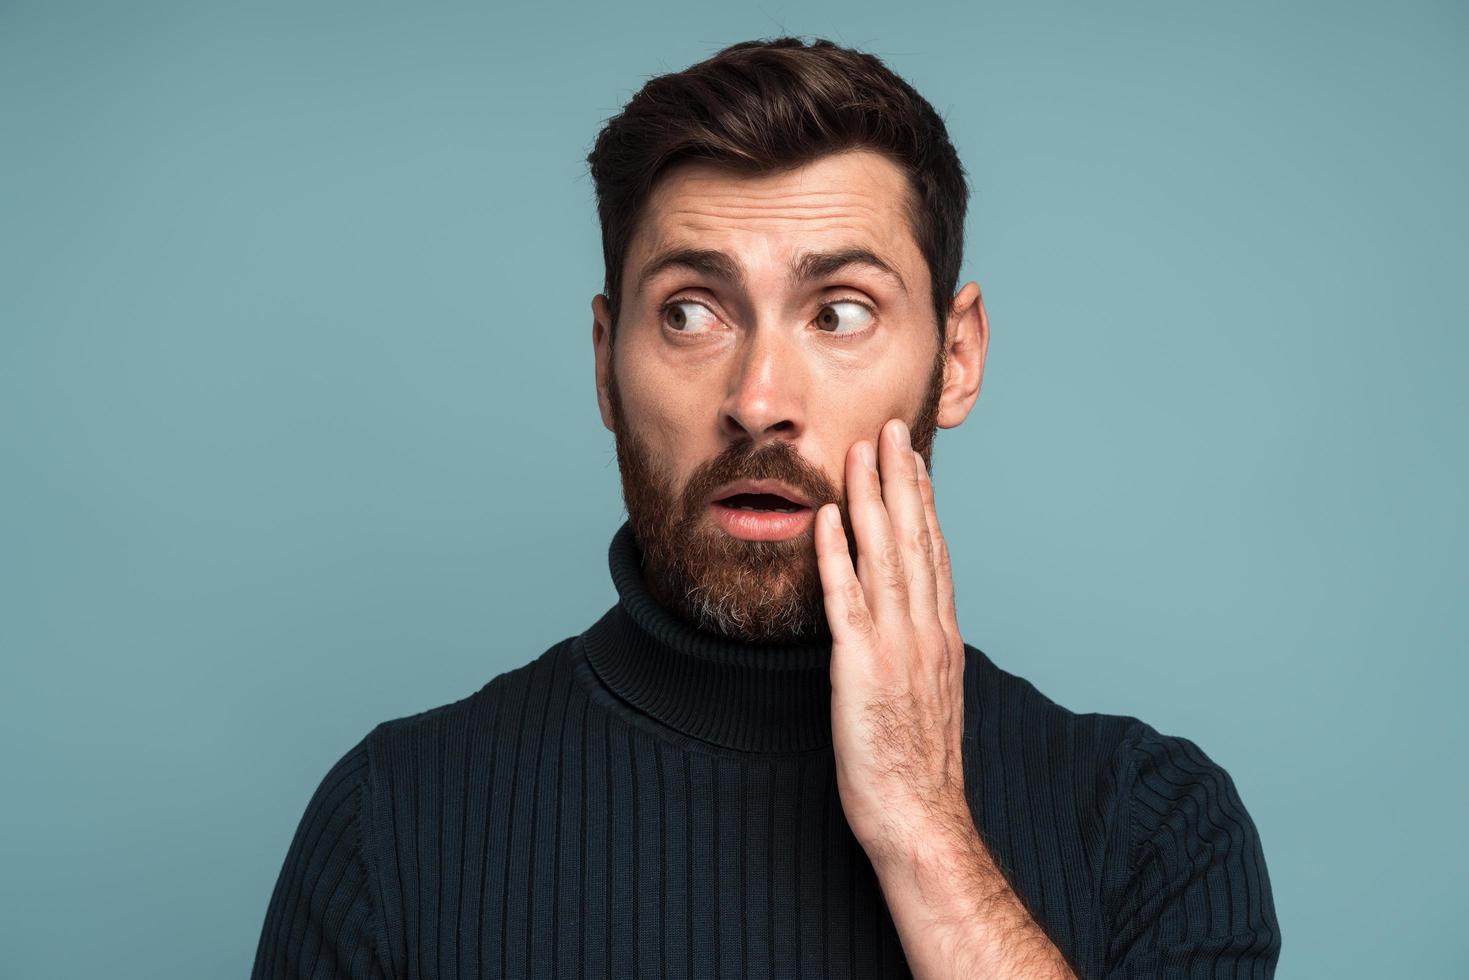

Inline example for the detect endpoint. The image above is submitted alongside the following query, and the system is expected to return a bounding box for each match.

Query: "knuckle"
[909,523,933,558]
[887,570,909,598]
[934,535,952,572]
[880,537,905,573]
[881,540,904,593]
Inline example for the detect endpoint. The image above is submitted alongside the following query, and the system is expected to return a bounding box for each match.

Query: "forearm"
[871,822,1079,979]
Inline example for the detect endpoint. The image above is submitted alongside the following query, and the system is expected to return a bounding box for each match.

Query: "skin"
[590,149,1076,977]
[815,419,1078,977]
[592,148,986,561]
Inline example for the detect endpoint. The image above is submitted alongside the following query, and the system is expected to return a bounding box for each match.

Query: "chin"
[677,548,826,643]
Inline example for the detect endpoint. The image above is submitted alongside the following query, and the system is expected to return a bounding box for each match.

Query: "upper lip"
[708,479,814,509]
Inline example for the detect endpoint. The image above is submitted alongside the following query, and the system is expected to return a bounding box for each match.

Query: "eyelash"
[657,295,877,336]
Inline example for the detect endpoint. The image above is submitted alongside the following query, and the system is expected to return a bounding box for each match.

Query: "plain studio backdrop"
[2,2,1464,976]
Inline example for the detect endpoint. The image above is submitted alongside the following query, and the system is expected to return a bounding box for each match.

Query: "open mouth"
[714,492,809,514]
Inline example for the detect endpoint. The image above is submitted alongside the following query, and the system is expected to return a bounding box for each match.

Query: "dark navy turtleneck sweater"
[252,522,1280,978]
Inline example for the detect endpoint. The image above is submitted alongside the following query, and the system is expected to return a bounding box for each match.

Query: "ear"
[936,280,989,429]
[592,294,617,433]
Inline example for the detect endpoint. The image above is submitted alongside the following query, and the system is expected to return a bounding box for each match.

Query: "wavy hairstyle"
[586,37,970,341]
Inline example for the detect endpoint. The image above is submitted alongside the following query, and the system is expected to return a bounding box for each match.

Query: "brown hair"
[586,37,969,340]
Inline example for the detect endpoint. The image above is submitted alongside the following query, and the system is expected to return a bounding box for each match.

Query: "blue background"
[3,2,1464,976]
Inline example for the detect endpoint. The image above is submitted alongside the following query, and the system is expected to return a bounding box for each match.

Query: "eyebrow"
[634,245,907,295]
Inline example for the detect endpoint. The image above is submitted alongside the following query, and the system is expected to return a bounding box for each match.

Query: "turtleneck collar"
[579,521,834,754]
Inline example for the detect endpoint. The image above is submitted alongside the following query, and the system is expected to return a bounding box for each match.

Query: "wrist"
[867,811,998,901]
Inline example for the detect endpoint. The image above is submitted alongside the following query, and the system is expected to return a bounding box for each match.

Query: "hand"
[815,417,971,868]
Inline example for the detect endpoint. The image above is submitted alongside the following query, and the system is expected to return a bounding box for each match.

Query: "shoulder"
[963,642,1142,761]
[964,640,1270,834]
[286,733,375,844]
[1112,719,1270,862]
[964,643,1264,814]
[255,734,386,977]
[959,645,1279,967]
[359,633,580,774]
[1101,720,1282,968]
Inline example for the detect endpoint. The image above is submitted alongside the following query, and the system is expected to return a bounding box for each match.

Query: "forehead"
[626,149,923,287]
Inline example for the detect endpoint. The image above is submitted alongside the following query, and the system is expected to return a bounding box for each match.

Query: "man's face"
[592,149,978,642]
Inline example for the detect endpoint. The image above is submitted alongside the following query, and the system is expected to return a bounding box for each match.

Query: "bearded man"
[253,37,1281,980]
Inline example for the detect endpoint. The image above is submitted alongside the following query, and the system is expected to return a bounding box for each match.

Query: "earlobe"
[936,281,988,429]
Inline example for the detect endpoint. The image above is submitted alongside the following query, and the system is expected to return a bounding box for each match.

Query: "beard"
[607,351,945,644]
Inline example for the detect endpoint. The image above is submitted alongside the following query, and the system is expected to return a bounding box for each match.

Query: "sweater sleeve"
[251,736,388,980]
[1103,723,1281,978]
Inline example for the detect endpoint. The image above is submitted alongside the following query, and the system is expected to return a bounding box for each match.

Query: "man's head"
[586,38,988,642]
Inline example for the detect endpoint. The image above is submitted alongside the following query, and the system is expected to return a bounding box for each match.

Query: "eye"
[661,299,720,333]
[814,300,875,335]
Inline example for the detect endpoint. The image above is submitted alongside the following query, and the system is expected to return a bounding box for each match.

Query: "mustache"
[679,439,841,515]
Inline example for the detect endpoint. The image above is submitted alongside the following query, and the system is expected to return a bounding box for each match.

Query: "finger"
[912,449,961,647]
[845,436,910,626]
[879,418,940,626]
[813,502,875,646]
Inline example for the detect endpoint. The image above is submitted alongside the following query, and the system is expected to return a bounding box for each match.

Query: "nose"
[718,327,806,445]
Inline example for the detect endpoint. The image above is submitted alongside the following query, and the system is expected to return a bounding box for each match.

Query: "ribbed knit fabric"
[252,522,1280,979]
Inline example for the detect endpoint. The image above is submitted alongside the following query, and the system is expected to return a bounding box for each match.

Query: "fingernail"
[859,442,877,471]
[913,450,929,480]
[892,419,910,451]
[825,504,841,528]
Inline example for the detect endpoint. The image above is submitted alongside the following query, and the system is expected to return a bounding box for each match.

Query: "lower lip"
[710,502,815,541]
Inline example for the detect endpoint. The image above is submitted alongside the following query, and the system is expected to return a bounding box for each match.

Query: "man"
[253,38,1280,979]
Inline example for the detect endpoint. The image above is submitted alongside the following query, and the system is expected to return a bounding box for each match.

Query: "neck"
[580,522,834,754]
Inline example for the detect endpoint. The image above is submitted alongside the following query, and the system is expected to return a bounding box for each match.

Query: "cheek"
[621,374,706,448]
[614,349,719,482]
[806,377,927,499]
[619,324,744,422]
